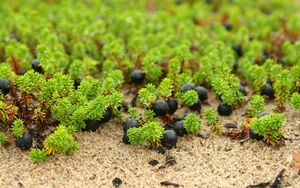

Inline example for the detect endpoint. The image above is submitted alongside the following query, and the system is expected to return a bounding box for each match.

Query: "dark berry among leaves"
[15,133,33,150]
[189,100,201,111]
[180,83,195,92]
[249,128,264,141]
[31,59,44,73]
[232,44,243,57]
[173,120,187,137]
[112,177,122,187]
[153,100,169,116]
[130,69,145,84]
[161,130,178,149]
[194,86,208,101]
[223,22,232,31]
[261,83,274,97]
[266,78,272,85]
[74,77,83,89]
[101,108,113,123]
[167,98,178,114]
[217,103,233,116]
[83,120,101,132]
[238,85,247,96]
[123,118,139,132]
[0,79,10,95]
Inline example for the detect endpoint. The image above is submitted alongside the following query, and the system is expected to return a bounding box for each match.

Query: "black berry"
[232,44,243,57]
[112,177,122,187]
[238,85,247,96]
[31,59,44,74]
[249,128,264,141]
[161,130,178,149]
[167,98,178,114]
[7,34,19,41]
[173,120,187,137]
[194,86,208,101]
[217,103,233,116]
[123,118,139,132]
[180,83,195,92]
[74,77,83,89]
[261,83,274,97]
[122,133,130,145]
[189,100,201,111]
[130,69,145,84]
[153,100,169,116]
[101,108,113,123]
[0,79,10,95]
[223,22,232,31]
[83,120,101,132]
[266,78,272,85]
[15,133,33,150]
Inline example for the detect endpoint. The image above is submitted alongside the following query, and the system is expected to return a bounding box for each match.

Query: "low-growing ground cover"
[0,0,299,187]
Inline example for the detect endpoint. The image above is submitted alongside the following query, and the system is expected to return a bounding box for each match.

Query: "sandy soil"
[0,92,300,188]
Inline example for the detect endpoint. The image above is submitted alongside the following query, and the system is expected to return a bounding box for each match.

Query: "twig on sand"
[246,169,285,188]
[246,182,270,188]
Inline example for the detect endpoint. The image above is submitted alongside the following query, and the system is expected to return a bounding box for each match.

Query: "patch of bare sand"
[0,92,299,188]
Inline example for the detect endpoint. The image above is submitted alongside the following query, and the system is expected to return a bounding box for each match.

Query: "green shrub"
[248,95,265,117]
[250,113,286,146]
[11,119,24,137]
[183,113,202,134]
[44,125,79,155]
[291,92,300,109]
[29,149,48,163]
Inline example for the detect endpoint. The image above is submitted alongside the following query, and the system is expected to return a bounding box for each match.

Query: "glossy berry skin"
[260,83,274,97]
[194,86,208,101]
[238,85,247,96]
[122,133,130,145]
[74,77,83,90]
[0,79,10,95]
[161,130,178,149]
[101,108,113,123]
[130,69,145,84]
[223,22,232,31]
[167,98,178,114]
[153,100,169,116]
[83,120,101,132]
[123,118,139,132]
[189,100,201,111]
[266,78,272,85]
[232,44,243,57]
[112,177,122,187]
[249,128,264,141]
[15,133,33,150]
[173,120,187,137]
[31,59,44,74]
[180,83,195,92]
[217,103,233,116]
